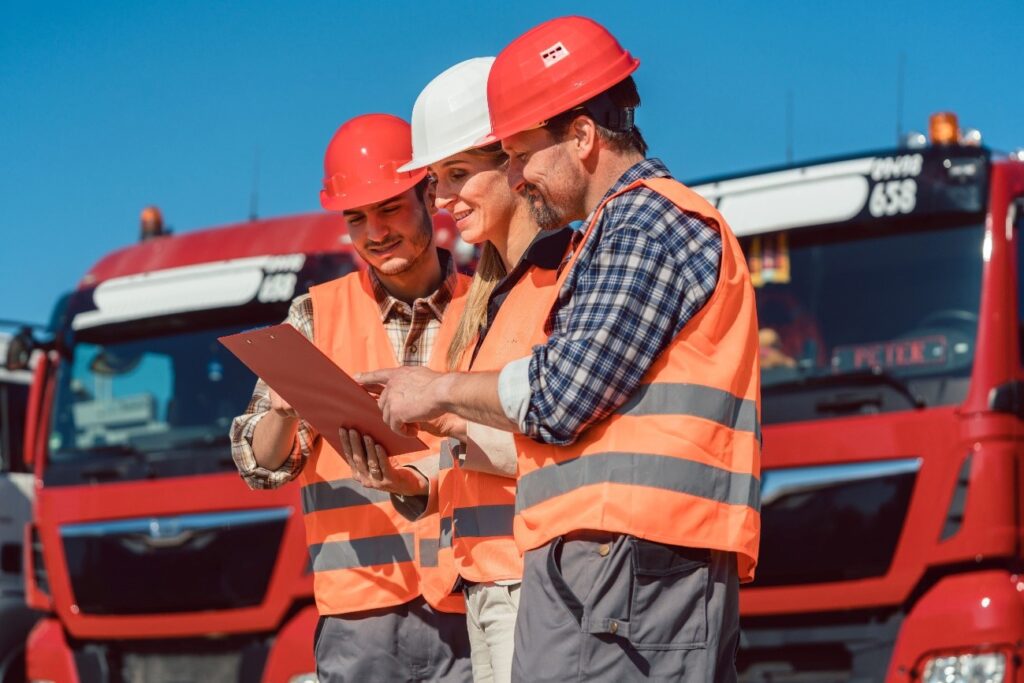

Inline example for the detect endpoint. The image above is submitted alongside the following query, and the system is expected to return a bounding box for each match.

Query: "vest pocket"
[628,539,709,650]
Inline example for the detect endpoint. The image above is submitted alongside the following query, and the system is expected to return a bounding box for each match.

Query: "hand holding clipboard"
[219,324,426,456]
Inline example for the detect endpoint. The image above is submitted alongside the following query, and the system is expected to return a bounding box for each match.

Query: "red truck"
[690,114,1024,682]
[16,209,461,683]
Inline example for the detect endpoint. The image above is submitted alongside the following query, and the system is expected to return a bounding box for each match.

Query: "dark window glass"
[754,463,918,586]
[46,323,257,484]
[742,220,985,423]
[0,381,30,472]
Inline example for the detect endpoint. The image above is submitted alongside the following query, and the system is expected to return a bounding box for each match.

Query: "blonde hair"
[447,242,506,370]
[446,143,510,370]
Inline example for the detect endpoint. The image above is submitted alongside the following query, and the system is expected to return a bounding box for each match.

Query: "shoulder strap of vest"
[309,271,380,349]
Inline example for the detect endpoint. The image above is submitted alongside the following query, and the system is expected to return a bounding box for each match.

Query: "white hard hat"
[398,57,496,172]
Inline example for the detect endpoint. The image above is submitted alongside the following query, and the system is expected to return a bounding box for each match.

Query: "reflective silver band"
[453,505,515,539]
[439,516,453,549]
[439,440,455,470]
[419,538,438,568]
[619,383,759,436]
[301,480,392,514]
[516,452,760,514]
[308,533,414,572]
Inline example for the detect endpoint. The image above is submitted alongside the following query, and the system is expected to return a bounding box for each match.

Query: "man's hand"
[418,413,468,441]
[356,367,451,435]
[338,428,427,497]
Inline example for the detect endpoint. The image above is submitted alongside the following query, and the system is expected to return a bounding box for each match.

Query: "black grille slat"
[62,510,287,615]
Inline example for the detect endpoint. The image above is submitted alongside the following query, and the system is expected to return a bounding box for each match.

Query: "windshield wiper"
[148,432,231,451]
[61,443,145,458]
[765,368,926,410]
[60,444,148,481]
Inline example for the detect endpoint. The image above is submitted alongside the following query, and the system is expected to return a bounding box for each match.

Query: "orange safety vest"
[422,259,564,604]
[303,268,469,615]
[513,178,763,582]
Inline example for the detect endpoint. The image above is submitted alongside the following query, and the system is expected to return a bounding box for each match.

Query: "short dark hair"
[414,175,432,199]
[411,175,434,228]
[545,76,648,157]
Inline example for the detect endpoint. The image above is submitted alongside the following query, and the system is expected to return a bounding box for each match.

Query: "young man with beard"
[362,17,761,683]
[230,113,471,682]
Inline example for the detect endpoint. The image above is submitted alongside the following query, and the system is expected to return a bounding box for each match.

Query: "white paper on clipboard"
[219,324,426,455]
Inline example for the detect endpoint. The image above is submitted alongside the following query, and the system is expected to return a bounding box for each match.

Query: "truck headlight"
[921,652,1005,683]
[287,675,318,683]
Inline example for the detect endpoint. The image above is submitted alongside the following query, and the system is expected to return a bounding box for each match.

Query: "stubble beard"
[372,213,434,277]
[525,187,566,230]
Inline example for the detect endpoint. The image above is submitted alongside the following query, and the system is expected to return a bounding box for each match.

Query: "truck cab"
[691,115,1024,682]
[21,211,377,683]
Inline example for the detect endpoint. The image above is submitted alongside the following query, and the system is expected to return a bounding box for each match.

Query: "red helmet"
[320,114,427,211]
[487,16,639,140]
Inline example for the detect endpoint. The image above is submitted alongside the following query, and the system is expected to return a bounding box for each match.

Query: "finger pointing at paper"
[357,367,449,434]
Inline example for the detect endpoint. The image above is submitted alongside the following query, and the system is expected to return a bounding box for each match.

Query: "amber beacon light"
[929,112,959,146]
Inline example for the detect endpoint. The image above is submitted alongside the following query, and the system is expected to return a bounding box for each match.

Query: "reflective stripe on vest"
[309,533,415,572]
[453,505,517,538]
[621,382,760,438]
[516,452,761,513]
[418,537,439,568]
[437,504,517,541]
[301,480,392,514]
[302,269,469,615]
[513,178,762,583]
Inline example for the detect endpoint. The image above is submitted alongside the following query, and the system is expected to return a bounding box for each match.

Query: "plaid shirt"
[522,158,722,445]
[229,252,458,489]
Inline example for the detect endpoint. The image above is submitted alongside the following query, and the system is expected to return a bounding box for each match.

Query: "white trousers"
[464,582,521,683]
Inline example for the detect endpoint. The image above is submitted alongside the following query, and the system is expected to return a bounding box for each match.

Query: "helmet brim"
[397,133,501,173]
[320,170,427,212]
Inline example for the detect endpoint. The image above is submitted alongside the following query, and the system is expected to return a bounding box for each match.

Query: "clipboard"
[219,324,426,456]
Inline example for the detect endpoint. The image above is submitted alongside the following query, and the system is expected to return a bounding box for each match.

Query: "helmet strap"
[581,90,635,133]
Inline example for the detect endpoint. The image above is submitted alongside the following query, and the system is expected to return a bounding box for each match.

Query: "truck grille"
[122,651,241,683]
[72,636,270,683]
[739,610,902,683]
[61,508,289,615]
[753,459,919,587]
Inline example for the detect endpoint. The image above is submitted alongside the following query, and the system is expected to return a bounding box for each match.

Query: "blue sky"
[3,1,1022,325]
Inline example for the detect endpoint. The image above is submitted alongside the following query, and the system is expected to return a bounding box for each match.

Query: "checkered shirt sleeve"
[229,295,318,489]
[523,158,723,445]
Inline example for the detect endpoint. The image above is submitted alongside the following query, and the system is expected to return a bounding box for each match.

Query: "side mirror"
[5,327,36,371]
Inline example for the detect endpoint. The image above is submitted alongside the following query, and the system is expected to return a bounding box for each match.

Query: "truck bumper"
[26,618,77,683]
[25,605,320,683]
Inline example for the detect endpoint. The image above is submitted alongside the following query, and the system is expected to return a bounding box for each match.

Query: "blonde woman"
[342,58,570,682]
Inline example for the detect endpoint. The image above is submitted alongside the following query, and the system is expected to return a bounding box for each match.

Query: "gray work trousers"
[512,533,739,682]
[314,596,472,682]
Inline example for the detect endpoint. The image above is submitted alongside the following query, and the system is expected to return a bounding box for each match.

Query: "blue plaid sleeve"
[522,190,722,445]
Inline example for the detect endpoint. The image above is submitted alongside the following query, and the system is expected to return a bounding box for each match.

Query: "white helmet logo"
[540,42,570,68]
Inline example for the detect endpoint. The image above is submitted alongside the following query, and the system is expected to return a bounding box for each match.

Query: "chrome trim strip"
[760,458,922,507]
[60,507,292,538]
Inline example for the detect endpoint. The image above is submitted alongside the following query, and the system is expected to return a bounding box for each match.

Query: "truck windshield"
[743,218,985,423]
[47,323,257,482]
